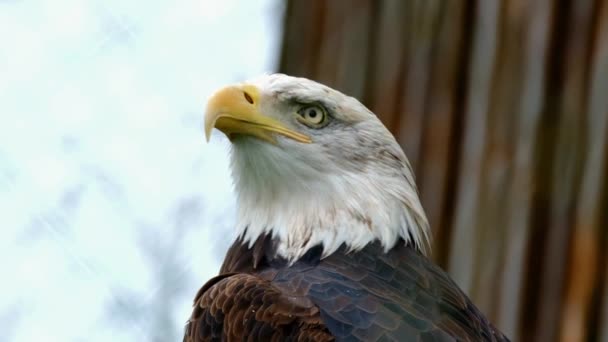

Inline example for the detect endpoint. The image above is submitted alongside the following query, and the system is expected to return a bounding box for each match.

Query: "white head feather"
[224,74,430,262]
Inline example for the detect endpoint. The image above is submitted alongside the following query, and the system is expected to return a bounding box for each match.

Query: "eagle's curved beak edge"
[204,85,311,144]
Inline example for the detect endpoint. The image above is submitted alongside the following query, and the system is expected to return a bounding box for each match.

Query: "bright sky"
[0,0,282,340]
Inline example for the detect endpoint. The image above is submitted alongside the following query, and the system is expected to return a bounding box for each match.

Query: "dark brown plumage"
[191,74,509,341]
[184,235,509,342]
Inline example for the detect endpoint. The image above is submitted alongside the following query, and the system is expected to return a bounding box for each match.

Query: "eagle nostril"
[243,91,254,104]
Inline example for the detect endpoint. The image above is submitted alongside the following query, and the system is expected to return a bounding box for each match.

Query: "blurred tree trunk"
[279,0,608,341]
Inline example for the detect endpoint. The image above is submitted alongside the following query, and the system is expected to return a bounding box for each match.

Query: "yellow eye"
[297,105,327,127]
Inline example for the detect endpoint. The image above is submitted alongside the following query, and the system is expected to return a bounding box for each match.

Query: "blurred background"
[1,0,606,341]
[0,0,281,341]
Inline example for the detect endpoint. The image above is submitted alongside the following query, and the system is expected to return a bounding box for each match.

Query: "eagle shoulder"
[184,272,333,342]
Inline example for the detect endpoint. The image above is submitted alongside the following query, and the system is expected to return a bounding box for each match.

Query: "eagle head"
[205,74,429,262]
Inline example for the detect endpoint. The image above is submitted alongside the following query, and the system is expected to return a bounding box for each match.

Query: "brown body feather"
[184,235,509,342]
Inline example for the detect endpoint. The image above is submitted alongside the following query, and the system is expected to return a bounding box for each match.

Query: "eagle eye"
[297,105,327,127]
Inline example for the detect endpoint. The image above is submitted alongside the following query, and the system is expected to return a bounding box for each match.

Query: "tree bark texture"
[279,1,608,341]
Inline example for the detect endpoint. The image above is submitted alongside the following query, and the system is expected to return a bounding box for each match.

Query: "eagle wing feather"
[184,273,334,342]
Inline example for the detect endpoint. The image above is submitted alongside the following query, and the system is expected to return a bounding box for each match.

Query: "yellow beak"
[204,84,311,144]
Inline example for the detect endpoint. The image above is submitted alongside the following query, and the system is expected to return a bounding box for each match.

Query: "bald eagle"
[184,74,509,341]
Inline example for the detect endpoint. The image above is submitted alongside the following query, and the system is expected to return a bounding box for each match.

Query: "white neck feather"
[230,137,430,263]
